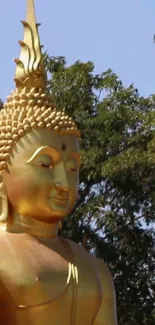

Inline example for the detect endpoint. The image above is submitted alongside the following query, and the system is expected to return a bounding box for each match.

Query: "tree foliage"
[45,54,155,325]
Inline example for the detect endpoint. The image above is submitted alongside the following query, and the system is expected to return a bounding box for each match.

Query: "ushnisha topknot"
[0,0,80,171]
[14,0,46,89]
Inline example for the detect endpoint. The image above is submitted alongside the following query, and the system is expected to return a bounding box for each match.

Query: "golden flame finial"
[14,0,47,89]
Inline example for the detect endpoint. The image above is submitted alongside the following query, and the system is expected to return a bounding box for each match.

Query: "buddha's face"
[2,129,80,223]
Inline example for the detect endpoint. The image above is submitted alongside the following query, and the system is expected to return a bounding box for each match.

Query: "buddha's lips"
[50,196,69,205]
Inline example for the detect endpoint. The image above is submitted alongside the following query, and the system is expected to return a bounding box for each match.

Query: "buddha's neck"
[6,213,59,238]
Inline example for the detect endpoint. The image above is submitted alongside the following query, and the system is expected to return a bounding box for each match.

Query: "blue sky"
[0,0,155,101]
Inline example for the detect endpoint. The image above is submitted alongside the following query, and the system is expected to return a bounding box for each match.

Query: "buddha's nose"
[53,163,69,192]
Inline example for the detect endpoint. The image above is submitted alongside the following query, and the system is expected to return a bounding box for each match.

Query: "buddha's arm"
[93,259,117,325]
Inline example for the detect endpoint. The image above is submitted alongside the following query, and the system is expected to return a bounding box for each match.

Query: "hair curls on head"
[0,0,80,171]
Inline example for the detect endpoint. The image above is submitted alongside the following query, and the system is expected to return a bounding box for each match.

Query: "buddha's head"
[0,0,80,227]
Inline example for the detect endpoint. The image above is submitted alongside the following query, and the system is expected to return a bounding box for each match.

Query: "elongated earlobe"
[0,183,8,223]
[58,221,62,231]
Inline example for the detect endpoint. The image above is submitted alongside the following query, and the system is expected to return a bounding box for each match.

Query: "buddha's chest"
[0,234,102,324]
[0,235,70,306]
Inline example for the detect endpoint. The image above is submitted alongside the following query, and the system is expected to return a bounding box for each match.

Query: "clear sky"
[0,0,155,101]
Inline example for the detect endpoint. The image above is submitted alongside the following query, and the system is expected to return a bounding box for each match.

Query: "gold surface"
[0,0,117,324]
[14,0,46,88]
[0,86,80,171]
[0,0,80,172]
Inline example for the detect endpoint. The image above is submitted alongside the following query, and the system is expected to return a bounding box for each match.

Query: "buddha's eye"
[35,155,54,169]
[66,158,78,172]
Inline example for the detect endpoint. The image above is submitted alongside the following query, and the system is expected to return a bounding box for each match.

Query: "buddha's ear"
[58,221,62,231]
[0,176,8,223]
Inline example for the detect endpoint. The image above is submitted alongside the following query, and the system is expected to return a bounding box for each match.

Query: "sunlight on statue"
[0,0,117,324]
[2,130,80,232]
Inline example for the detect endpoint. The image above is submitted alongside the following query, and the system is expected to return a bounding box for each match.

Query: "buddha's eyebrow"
[26,146,61,164]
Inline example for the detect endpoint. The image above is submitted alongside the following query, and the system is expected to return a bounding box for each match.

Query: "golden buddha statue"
[0,1,117,324]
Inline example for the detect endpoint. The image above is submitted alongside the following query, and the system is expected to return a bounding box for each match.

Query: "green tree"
[45,54,155,325]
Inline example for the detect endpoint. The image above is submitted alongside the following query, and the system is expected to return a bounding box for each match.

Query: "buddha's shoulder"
[61,237,94,260]
[61,236,104,271]
[62,237,114,294]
